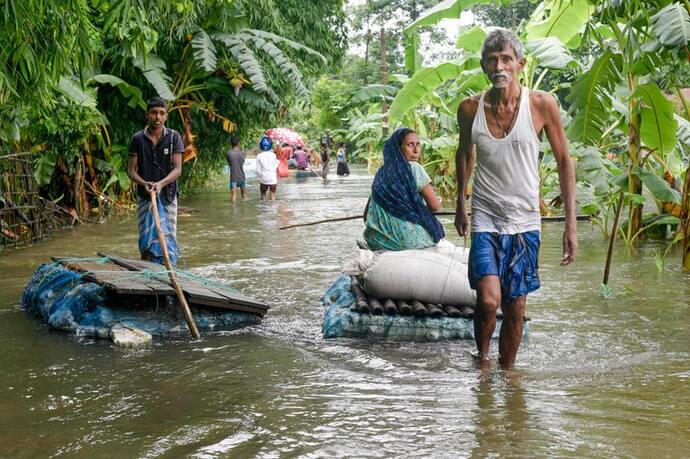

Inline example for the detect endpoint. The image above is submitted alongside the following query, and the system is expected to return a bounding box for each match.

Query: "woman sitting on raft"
[363,128,444,251]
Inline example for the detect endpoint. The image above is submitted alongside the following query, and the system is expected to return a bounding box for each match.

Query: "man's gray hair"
[480,29,524,62]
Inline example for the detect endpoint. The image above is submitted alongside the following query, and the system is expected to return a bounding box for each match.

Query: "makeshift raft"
[322,276,529,341]
[22,253,269,344]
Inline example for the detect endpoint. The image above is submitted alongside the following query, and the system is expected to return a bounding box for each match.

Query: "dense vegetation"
[299,0,690,272]
[1,0,689,272]
[1,0,346,214]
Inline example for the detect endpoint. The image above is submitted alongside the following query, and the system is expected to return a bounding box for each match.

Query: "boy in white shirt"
[255,136,280,201]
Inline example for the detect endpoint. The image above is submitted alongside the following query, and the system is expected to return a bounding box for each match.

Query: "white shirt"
[470,87,542,234]
[255,151,279,185]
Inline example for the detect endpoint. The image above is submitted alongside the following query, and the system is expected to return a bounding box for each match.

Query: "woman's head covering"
[371,128,445,243]
[259,136,273,151]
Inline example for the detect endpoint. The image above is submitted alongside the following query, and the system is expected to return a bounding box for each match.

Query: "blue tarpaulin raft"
[22,255,268,343]
[321,276,529,341]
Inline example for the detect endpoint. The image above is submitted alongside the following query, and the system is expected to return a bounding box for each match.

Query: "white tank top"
[470,87,542,234]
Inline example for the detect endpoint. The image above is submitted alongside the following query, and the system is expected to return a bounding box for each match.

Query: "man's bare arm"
[540,93,577,265]
[454,98,478,237]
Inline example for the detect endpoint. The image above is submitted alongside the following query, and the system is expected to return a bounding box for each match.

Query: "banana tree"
[344,107,386,172]
[567,1,687,249]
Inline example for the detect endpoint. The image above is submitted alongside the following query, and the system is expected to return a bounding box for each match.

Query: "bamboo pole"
[278,212,590,230]
[149,190,200,338]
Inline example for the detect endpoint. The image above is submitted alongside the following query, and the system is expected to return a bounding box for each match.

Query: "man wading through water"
[454,29,577,368]
[128,97,184,265]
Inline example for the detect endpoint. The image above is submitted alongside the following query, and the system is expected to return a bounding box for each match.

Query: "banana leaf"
[652,2,690,48]
[633,166,681,204]
[526,0,594,45]
[567,50,623,145]
[633,83,678,156]
[525,37,574,69]
[455,25,487,52]
[390,56,480,122]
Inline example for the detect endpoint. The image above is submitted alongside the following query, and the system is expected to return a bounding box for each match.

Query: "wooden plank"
[94,253,179,294]
[54,258,174,296]
[100,253,268,309]
[98,253,269,316]
[55,259,157,295]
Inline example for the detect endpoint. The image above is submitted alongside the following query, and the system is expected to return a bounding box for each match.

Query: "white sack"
[343,242,476,307]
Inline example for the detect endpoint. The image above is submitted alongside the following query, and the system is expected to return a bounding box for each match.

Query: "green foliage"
[455,26,487,52]
[389,56,481,121]
[525,37,574,70]
[307,76,357,132]
[1,0,348,220]
[191,30,218,72]
[404,0,494,32]
[633,83,678,156]
[651,2,690,48]
[566,51,623,146]
[525,0,594,44]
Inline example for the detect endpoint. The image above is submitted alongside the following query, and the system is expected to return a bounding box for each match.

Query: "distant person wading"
[336,142,350,176]
[255,136,280,201]
[320,143,330,180]
[226,135,247,203]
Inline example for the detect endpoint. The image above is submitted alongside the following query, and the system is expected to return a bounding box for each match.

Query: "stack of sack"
[343,240,476,309]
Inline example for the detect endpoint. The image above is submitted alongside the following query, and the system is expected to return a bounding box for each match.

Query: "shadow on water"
[0,165,689,457]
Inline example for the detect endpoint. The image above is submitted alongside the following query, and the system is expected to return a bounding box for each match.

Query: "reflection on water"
[0,166,689,457]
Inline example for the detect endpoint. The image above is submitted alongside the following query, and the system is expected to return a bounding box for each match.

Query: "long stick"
[603,192,625,286]
[279,212,590,230]
[149,190,200,338]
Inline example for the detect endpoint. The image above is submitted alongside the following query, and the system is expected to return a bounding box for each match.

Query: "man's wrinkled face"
[481,45,525,89]
[146,106,168,129]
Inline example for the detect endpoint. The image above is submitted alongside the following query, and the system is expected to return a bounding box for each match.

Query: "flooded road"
[1,166,689,457]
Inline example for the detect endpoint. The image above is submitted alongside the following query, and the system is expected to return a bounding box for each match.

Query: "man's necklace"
[490,86,522,137]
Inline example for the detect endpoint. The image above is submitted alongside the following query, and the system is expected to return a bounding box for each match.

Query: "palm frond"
[214,32,280,104]
[244,29,327,64]
[247,34,309,99]
[190,29,217,72]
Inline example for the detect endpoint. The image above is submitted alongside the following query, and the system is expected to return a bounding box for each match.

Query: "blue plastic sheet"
[322,275,528,341]
[22,263,261,338]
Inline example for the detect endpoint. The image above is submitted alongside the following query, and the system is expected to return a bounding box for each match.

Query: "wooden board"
[97,253,269,316]
[53,257,176,296]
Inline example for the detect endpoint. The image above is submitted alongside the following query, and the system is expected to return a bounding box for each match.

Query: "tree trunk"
[380,25,389,137]
[74,154,90,220]
[364,29,371,84]
[178,106,197,163]
[681,165,690,271]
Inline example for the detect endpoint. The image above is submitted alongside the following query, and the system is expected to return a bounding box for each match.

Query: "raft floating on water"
[22,254,269,345]
[322,276,529,341]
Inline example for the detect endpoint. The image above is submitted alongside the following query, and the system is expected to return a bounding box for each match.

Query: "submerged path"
[0,166,689,457]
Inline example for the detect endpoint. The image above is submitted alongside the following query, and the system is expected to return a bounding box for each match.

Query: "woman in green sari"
[363,128,443,251]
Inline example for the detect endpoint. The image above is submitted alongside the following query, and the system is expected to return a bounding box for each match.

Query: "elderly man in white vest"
[454,29,577,368]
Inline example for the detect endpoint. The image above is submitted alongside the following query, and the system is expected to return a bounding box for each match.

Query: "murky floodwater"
[1,165,688,457]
